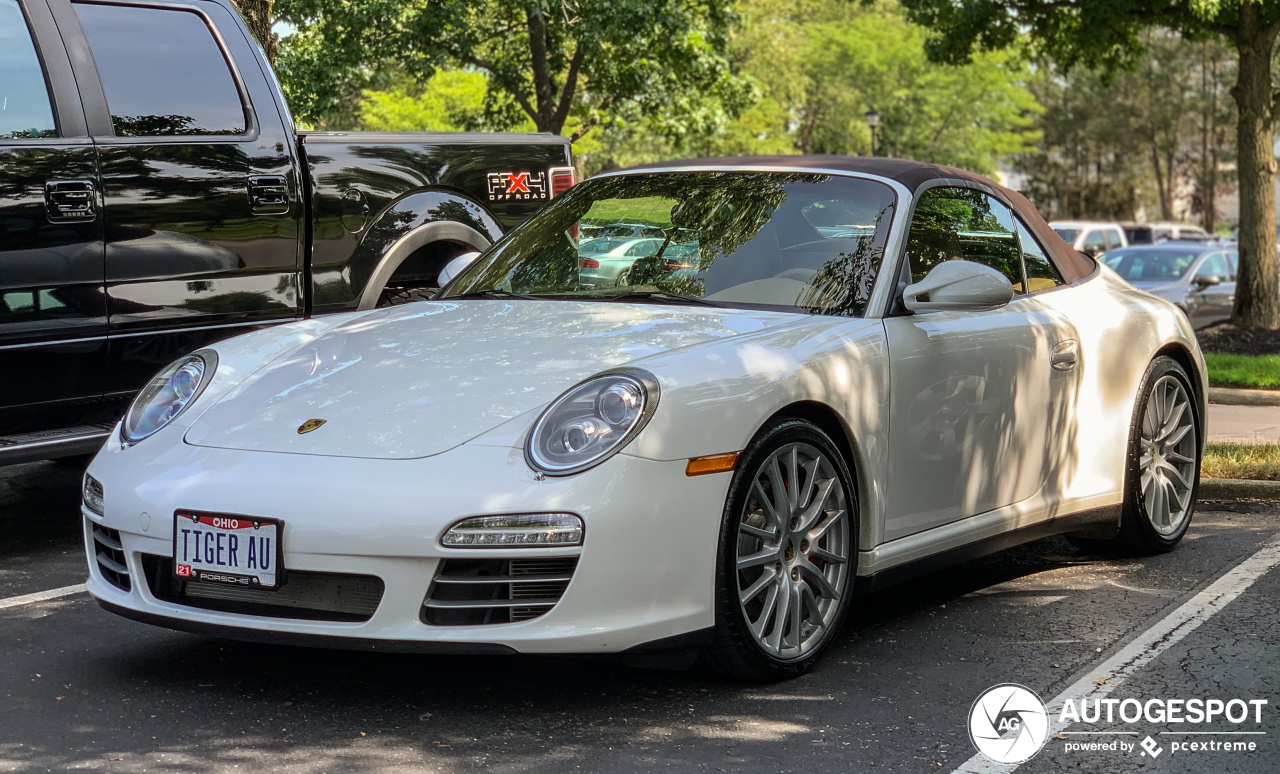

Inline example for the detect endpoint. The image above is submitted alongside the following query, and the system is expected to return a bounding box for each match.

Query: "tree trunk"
[1150,139,1172,220]
[1229,5,1280,329]
[230,0,276,63]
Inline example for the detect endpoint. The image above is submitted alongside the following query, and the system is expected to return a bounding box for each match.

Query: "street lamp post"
[865,109,881,156]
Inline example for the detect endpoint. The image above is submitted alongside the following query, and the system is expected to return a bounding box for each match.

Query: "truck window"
[0,0,57,139]
[73,2,246,136]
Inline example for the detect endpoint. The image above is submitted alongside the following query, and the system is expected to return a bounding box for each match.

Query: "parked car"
[85,156,1204,680]
[576,237,666,286]
[1102,242,1238,329]
[1049,220,1128,256]
[1147,222,1213,242]
[1,0,572,466]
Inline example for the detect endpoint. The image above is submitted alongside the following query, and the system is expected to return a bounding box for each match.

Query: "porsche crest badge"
[297,418,327,434]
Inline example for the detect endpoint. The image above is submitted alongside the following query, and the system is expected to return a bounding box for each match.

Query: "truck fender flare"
[356,220,492,310]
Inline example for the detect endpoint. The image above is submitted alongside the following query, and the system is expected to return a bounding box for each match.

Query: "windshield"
[1052,228,1079,243]
[1104,248,1202,282]
[442,171,897,316]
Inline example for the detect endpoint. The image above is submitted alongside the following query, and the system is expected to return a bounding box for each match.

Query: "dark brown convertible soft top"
[616,155,1097,284]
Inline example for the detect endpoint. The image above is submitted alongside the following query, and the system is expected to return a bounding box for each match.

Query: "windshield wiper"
[451,288,541,301]
[604,291,720,307]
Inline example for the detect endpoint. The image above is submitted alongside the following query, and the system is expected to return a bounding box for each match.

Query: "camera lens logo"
[968,684,1050,764]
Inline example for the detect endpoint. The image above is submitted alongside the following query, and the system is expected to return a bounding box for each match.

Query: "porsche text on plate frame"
[82,155,1205,681]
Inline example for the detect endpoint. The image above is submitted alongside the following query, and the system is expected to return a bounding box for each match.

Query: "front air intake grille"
[141,555,384,623]
[91,522,131,591]
[423,557,578,625]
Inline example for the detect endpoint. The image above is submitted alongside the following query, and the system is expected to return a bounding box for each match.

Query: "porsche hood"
[184,300,799,459]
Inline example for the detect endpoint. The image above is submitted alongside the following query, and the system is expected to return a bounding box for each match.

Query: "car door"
[0,0,106,425]
[55,0,301,395]
[882,186,1076,541]
[1186,251,1235,329]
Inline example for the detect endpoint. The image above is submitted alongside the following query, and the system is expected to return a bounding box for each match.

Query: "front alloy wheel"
[703,419,855,680]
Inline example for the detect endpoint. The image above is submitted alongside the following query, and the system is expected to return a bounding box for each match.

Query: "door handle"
[44,180,97,223]
[1051,340,1079,371]
[247,175,289,214]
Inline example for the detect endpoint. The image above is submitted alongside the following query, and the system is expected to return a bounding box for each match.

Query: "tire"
[1080,356,1200,555]
[700,418,857,681]
[377,286,435,307]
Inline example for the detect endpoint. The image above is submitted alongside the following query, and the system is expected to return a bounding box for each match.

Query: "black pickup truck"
[0,0,573,465]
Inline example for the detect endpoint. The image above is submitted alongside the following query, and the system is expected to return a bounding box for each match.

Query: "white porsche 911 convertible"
[82,156,1204,680]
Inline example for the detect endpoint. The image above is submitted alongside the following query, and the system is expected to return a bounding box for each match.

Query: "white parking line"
[0,584,87,611]
[951,531,1280,773]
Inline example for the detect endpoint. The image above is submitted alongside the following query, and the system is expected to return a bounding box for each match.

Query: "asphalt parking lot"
[2,460,1277,773]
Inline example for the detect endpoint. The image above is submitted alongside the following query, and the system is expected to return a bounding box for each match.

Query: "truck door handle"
[1052,339,1079,371]
[247,175,289,214]
[44,180,97,223]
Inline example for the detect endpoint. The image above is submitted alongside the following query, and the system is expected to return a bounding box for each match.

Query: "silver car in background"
[1103,242,1238,329]
[576,237,666,287]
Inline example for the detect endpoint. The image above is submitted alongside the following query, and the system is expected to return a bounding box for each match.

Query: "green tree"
[275,0,752,142]
[359,71,498,133]
[1015,32,1237,228]
[901,0,1280,327]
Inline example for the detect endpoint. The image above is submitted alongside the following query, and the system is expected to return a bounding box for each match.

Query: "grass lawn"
[1203,352,1280,390]
[1202,442,1280,481]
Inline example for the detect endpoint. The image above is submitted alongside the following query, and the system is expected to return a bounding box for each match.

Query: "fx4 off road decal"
[487,171,548,201]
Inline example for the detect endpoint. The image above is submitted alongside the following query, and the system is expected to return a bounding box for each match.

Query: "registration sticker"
[173,511,283,590]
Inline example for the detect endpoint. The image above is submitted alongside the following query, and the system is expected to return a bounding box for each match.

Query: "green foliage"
[1204,352,1280,389]
[582,0,1040,176]
[275,0,753,140]
[359,71,506,133]
[1013,32,1237,224]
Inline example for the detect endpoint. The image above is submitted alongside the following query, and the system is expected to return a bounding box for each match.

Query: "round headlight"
[122,351,217,444]
[526,370,658,475]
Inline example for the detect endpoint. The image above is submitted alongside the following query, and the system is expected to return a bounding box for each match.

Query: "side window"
[1226,250,1239,280]
[0,0,57,139]
[1016,218,1064,292]
[1197,253,1229,282]
[1081,231,1106,254]
[1105,229,1124,249]
[73,2,246,136]
[906,187,1023,290]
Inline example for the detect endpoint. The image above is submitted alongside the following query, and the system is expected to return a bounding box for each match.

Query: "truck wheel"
[377,287,435,307]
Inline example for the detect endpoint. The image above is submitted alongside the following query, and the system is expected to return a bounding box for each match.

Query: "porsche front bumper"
[83,428,732,654]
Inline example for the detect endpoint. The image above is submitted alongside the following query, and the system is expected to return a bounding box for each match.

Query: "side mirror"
[902,260,1015,313]
[1193,274,1222,289]
[437,251,481,287]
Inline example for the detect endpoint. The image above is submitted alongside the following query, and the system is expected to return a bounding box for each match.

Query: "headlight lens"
[121,351,216,444]
[526,370,658,475]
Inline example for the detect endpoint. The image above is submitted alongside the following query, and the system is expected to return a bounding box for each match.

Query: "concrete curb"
[1199,477,1280,500]
[1208,387,1280,406]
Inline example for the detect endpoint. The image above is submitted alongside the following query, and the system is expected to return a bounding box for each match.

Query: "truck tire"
[377,287,436,307]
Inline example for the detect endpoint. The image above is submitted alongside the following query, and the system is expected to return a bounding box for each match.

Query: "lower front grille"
[141,555,384,623]
[423,557,578,625]
[91,522,131,591]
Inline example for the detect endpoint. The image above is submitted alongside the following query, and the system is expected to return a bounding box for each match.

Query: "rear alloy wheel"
[1071,356,1200,554]
[702,419,855,681]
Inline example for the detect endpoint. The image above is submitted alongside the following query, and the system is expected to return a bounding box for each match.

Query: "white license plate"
[173,512,282,590]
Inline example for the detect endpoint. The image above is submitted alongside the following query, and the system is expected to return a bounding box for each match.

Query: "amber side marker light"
[685,452,739,476]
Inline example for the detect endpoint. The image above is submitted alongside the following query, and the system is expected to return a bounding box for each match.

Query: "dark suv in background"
[1,0,573,465]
